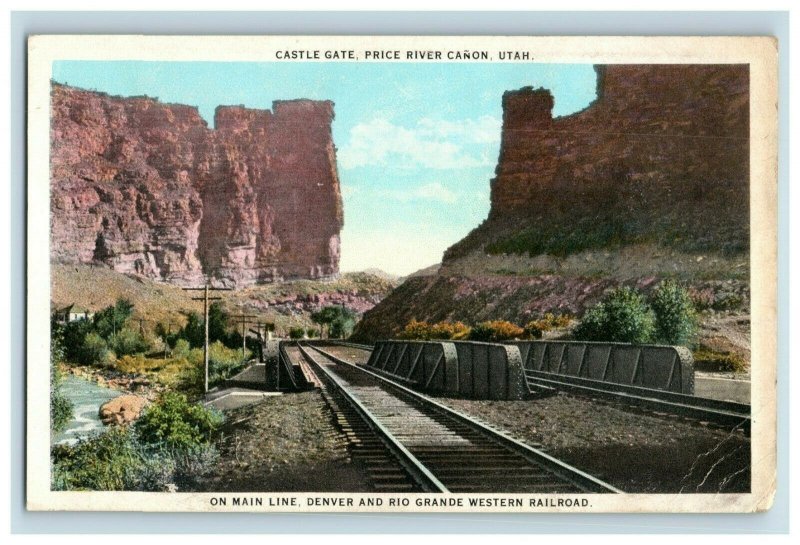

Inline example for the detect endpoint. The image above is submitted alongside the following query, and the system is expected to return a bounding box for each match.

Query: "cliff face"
[445,64,749,260]
[354,64,751,342]
[50,83,343,287]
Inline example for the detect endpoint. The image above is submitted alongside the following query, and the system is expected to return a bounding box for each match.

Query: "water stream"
[53,374,122,445]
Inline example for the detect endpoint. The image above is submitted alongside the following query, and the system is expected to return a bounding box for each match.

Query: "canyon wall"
[50,83,343,287]
[445,64,749,260]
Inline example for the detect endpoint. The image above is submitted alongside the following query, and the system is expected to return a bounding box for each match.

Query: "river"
[53,374,122,445]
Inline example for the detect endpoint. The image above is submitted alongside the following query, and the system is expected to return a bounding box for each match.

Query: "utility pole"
[163,320,172,360]
[231,314,257,360]
[183,284,232,394]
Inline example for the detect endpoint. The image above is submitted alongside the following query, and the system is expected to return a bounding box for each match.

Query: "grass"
[692,349,748,373]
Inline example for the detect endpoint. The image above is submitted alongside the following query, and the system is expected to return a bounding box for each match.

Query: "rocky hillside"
[52,264,398,335]
[352,64,750,351]
[50,83,343,287]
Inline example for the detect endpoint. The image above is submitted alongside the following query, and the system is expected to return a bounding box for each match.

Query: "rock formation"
[50,83,343,287]
[354,64,751,342]
[99,394,148,426]
[445,64,749,260]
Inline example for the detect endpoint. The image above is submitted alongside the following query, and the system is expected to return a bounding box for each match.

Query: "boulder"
[99,394,148,426]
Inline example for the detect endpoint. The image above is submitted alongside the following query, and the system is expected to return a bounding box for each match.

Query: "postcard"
[27,35,777,513]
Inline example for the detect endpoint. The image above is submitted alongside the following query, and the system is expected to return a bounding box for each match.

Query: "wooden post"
[183,284,230,394]
[203,284,209,394]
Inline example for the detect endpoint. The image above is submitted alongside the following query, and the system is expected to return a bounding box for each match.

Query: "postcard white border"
[26,34,778,513]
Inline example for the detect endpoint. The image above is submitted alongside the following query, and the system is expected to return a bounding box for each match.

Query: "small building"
[69,306,94,322]
[52,304,94,324]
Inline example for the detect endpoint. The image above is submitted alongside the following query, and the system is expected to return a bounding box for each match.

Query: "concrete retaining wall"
[507,341,694,394]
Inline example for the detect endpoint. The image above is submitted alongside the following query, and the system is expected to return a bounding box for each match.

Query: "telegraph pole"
[183,284,232,394]
[163,320,173,360]
[231,314,257,360]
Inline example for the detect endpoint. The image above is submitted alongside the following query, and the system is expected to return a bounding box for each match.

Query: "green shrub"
[574,287,655,344]
[60,318,93,363]
[79,332,113,366]
[306,328,318,338]
[288,327,306,340]
[208,341,249,384]
[650,280,697,345]
[51,427,143,491]
[172,338,192,359]
[111,327,150,356]
[135,392,223,450]
[468,320,524,342]
[51,425,221,491]
[50,332,74,434]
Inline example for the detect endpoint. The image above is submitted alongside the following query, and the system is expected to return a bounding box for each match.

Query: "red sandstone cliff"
[445,64,749,260]
[354,64,751,342]
[50,83,343,287]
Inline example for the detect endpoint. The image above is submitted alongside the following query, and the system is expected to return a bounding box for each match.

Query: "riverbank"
[61,362,165,401]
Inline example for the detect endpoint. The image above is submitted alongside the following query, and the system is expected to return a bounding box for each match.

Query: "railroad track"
[523,369,751,434]
[295,343,620,494]
[319,341,750,434]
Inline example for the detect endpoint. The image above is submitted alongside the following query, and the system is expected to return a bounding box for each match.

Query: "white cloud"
[339,116,500,170]
[417,115,501,144]
[375,182,458,204]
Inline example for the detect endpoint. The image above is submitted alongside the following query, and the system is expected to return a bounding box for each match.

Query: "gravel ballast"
[195,390,373,492]
[323,345,750,494]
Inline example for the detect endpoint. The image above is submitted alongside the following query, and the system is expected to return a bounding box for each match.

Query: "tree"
[574,287,655,344]
[93,299,134,339]
[329,307,358,339]
[650,280,697,346]
[311,306,343,339]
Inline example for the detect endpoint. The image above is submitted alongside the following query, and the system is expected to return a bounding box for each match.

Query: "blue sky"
[53,61,597,275]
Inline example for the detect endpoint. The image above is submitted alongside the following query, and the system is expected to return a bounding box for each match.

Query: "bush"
[399,320,472,340]
[135,392,223,450]
[79,332,113,366]
[430,321,471,340]
[468,320,524,342]
[574,287,655,344]
[208,341,249,384]
[398,319,432,340]
[51,424,221,491]
[650,280,697,345]
[50,332,73,434]
[51,427,143,491]
[111,327,150,357]
[60,319,93,363]
[288,327,306,340]
[172,338,192,359]
[524,313,573,339]
[306,328,318,338]
[172,444,220,490]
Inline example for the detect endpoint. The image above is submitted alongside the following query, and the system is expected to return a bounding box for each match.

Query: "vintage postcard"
[27,35,777,513]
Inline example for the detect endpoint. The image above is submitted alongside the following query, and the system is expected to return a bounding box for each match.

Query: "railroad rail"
[523,369,751,433]
[296,342,621,494]
[319,340,750,434]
